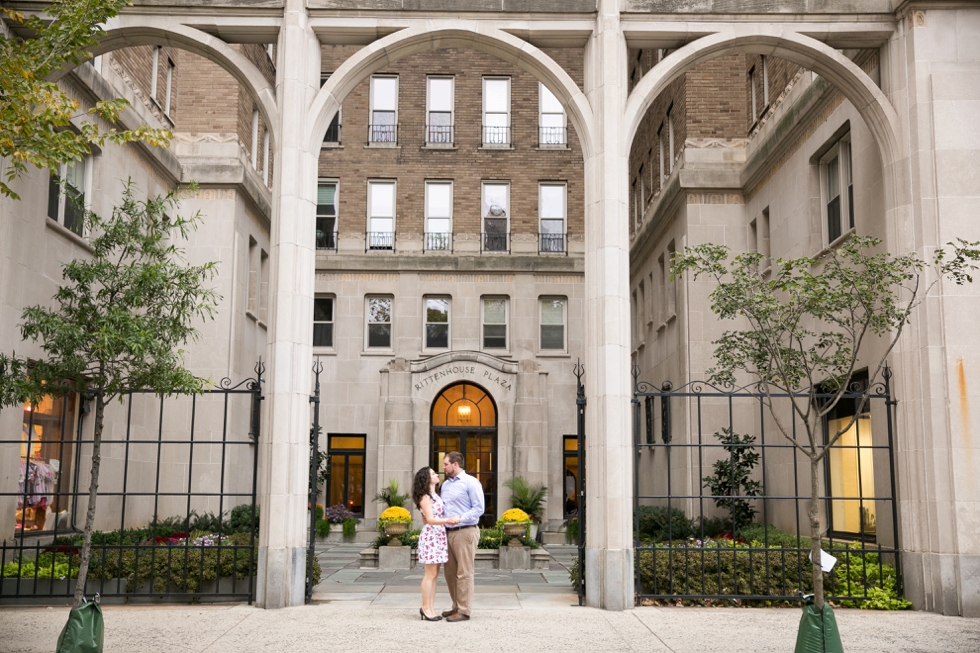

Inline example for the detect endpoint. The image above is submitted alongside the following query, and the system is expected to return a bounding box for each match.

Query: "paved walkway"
[311,542,579,607]
[2,544,977,652]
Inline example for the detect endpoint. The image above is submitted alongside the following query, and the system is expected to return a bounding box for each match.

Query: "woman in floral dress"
[412,466,459,621]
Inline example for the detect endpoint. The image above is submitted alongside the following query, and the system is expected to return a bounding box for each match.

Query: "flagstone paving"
[311,542,579,603]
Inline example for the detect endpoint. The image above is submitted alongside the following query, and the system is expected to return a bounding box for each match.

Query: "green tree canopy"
[1,0,171,199]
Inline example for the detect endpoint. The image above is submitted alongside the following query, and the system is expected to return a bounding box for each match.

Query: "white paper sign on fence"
[809,549,838,573]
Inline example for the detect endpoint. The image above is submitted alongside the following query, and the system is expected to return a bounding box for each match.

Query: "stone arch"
[59,20,280,150]
[624,28,902,179]
[308,22,595,159]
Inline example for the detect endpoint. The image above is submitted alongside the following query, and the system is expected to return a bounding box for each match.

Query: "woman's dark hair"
[412,467,434,509]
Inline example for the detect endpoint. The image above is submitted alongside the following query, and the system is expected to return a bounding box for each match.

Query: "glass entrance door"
[430,382,497,527]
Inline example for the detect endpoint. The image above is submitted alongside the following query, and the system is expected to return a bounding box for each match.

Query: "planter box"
[378,546,411,569]
[358,547,550,570]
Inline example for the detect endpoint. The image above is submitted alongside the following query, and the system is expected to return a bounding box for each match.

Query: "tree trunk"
[809,452,824,609]
[72,392,105,608]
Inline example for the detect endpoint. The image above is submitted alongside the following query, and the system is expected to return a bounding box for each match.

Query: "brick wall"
[686,55,746,140]
[109,45,181,123]
[627,49,687,235]
[318,46,585,240]
[745,55,801,132]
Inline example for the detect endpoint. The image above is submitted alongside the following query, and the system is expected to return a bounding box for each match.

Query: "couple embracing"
[410,451,485,622]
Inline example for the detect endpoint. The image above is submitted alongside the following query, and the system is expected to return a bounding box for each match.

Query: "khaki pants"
[445,526,479,616]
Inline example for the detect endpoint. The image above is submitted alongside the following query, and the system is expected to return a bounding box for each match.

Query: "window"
[761,55,770,107]
[424,296,450,349]
[749,66,758,121]
[427,76,454,144]
[164,59,174,117]
[750,206,771,265]
[482,297,508,350]
[657,124,665,188]
[259,249,269,322]
[631,178,639,227]
[262,128,270,185]
[314,296,334,347]
[247,237,259,315]
[18,393,78,533]
[656,253,666,325]
[481,182,509,252]
[366,296,392,349]
[47,158,88,236]
[666,240,677,318]
[539,82,566,145]
[667,106,674,175]
[539,183,566,253]
[151,47,160,101]
[425,181,452,252]
[327,434,366,516]
[483,77,510,146]
[563,435,582,517]
[822,135,853,243]
[251,108,259,169]
[367,181,395,250]
[316,181,338,250]
[320,73,341,144]
[539,297,566,351]
[370,75,397,143]
[826,372,876,538]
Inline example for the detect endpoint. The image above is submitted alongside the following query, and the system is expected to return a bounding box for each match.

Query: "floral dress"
[416,493,449,565]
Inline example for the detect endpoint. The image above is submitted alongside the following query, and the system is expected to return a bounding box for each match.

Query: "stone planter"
[501,522,527,545]
[383,521,410,546]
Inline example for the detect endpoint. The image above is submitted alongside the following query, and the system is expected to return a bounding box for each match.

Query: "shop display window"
[17,392,77,533]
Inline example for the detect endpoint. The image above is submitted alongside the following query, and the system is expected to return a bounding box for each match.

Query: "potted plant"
[373,479,410,509]
[378,507,412,546]
[498,508,531,547]
[503,477,546,539]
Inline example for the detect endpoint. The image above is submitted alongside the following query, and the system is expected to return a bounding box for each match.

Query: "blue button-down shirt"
[440,470,485,527]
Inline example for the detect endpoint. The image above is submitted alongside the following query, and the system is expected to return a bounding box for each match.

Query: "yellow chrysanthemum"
[379,506,411,522]
[500,508,531,523]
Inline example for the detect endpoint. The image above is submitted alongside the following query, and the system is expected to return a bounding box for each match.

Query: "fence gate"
[1,363,264,603]
[632,367,901,606]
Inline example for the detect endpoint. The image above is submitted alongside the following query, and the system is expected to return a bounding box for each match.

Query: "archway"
[57,20,280,151]
[307,22,595,159]
[623,28,903,205]
[430,382,497,527]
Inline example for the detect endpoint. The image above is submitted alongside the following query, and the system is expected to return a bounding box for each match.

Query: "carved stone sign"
[414,363,513,393]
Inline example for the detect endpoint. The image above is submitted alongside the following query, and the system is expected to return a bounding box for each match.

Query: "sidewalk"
[1,544,976,652]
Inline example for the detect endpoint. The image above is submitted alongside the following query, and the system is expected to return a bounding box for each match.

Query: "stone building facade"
[1,0,979,617]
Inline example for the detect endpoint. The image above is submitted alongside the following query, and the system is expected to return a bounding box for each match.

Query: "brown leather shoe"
[445,612,470,622]
[441,609,457,618]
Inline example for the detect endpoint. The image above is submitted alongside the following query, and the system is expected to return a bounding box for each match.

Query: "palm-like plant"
[373,479,410,508]
[504,476,547,523]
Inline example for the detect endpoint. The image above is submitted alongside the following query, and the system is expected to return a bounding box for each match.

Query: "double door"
[430,428,496,527]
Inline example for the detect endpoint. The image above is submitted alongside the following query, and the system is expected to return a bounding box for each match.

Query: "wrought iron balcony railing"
[424,232,453,252]
[366,231,395,251]
[539,232,567,254]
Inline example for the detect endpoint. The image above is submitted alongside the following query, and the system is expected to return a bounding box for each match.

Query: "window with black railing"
[539,232,566,253]
[424,232,452,252]
[324,114,341,144]
[481,230,509,253]
[366,231,395,251]
[482,125,510,146]
[316,181,338,250]
[539,126,567,146]
[369,120,397,144]
[426,122,454,145]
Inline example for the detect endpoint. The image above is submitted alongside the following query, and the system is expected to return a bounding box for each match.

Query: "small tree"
[701,427,761,532]
[672,234,980,609]
[504,476,547,523]
[0,0,171,199]
[0,181,219,607]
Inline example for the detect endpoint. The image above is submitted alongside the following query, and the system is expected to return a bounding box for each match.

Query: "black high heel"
[420,608,442,621]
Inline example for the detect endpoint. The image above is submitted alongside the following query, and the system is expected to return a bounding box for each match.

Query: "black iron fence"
[481,232,509,253]
[366,231,395,251]
[424,232,452,252]
[632,367,901,605]
[538,126,567,146]
[482,125,510,146]
[0,364,264,603]
[539,233,566,254]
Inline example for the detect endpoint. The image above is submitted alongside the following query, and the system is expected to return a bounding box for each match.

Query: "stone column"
[582,0,634,611]
[255,0,320,609]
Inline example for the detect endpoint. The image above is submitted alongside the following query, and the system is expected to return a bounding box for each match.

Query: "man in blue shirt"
[439,451,485,621]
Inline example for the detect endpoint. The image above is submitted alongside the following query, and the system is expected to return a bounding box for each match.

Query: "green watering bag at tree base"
[794,600,844,653]
[56,599,104,653]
